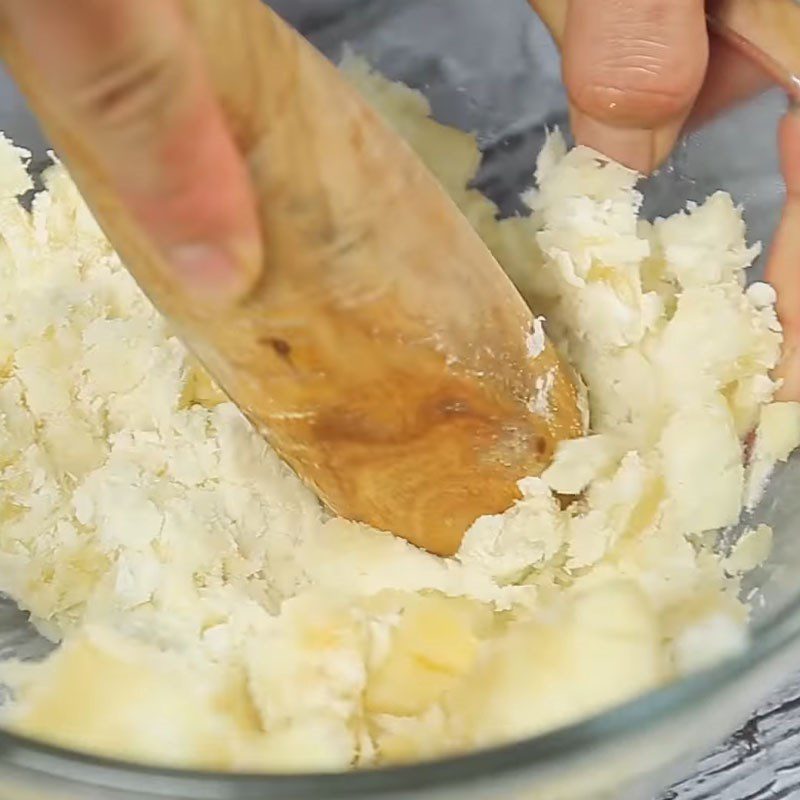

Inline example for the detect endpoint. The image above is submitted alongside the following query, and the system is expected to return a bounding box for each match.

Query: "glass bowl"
[0,1,796,798]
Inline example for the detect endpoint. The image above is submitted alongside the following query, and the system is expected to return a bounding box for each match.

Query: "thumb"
[0,0,261,301]
[562,0,708,173]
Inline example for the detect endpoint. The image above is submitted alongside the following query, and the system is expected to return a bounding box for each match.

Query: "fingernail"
[570,110,654,174]
[168,240,260,301]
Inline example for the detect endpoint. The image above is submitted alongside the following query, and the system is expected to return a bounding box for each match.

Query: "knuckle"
[73,43,185,139]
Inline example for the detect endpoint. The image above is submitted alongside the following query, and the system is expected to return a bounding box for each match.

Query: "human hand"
[767,109,800,399]
[532,0,774,173]
[0,0,261,301]
[530,0,799,400]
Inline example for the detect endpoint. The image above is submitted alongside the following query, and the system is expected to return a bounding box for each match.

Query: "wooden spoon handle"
[0,0,583,556]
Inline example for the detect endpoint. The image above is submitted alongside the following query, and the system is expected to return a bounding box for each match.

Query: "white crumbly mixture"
[0,58,798,771]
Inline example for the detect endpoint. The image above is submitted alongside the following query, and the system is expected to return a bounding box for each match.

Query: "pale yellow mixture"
[0,58,796,771]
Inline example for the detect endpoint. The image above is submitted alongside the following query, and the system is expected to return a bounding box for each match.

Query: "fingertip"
[563,0,707,130]
[6,0,264,306]
[569,108,681,174]
[569,108,653,173]
[563,0,706,174]
[167,234,262,303]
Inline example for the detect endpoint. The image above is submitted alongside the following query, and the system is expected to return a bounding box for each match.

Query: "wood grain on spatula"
[0,0,583,556]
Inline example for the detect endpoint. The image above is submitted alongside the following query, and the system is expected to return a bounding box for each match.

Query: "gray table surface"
[662,674,800,799]
[0,1,797,797]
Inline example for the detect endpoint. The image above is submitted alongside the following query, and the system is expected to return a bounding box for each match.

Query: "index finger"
[561,0,708,173]
[0,0,262,300]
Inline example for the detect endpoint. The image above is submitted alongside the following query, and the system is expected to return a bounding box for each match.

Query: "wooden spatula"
[0,0,583,556]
